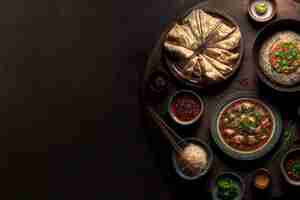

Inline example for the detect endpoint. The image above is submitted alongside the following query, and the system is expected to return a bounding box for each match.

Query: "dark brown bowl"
[148,71,169,94]
[253,18,300,93]
[248,0,277,23]
[211,172,245,200]
[280,148,300,186]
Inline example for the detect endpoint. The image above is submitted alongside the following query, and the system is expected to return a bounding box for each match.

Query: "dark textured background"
[0,0,175,199]
[0,0,113,199]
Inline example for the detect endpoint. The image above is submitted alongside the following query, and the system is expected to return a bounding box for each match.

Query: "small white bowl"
[248,0,277,23]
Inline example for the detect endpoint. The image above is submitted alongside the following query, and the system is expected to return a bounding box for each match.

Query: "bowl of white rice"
[172,138,214,180]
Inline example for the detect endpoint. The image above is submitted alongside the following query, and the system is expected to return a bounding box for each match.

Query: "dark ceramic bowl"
[211,172,245,200]
[248,0,277,23]
[168,90,204,126]
[280,148,300,186]
[253,18,300,93]
[210,91,283,160]
[148,71,169,94]
[172,137,213,181]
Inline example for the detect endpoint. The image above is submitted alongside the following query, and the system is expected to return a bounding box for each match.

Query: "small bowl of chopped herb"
[248,0,277,23]
[211,172,245,200]
[281,148,300,186]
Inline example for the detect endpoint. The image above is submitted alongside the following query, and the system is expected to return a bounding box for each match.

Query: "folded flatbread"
[199,10,221,40]
[183,57,202,78]
[211,28,241,50]
[164,9,241,86]
[205,47,239,65]
[164,42,194,59]
[166,24,198,49]
[208,24,236,44]
[203,55,233,75]
[182,9,203,43]
[198,55,225,80]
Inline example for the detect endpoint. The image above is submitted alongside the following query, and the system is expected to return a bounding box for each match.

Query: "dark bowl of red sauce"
[168,90,204,126]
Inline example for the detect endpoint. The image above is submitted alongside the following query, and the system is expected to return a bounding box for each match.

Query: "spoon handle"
[147,106,185,152]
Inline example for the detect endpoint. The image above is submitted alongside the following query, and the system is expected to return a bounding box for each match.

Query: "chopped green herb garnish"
[217,178,239,200]
[292,161,300,175]
[272,42,300,73]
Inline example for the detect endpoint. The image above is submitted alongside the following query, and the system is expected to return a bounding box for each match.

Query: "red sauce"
[171,94,201,122]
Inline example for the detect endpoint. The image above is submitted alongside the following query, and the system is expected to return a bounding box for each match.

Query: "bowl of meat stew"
[211,92,282,160]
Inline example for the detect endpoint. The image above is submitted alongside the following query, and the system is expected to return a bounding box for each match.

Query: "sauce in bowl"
[171,95,201,121]
[169,90,204,125]
[254,169,271,190]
